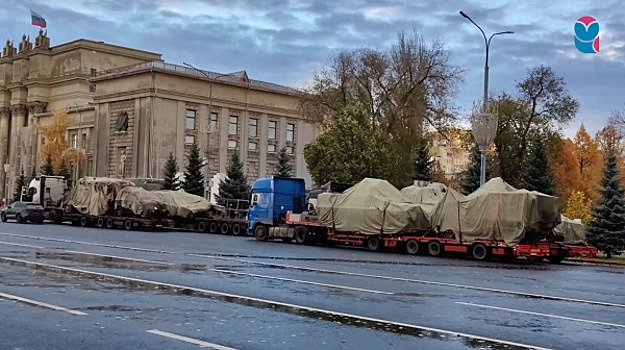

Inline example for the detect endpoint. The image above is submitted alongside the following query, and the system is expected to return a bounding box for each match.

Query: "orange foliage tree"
[573,124,603,203]
[550,139,581,202]
[40,109,72,173]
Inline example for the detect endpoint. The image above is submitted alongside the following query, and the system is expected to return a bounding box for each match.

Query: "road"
[0,221,624,350]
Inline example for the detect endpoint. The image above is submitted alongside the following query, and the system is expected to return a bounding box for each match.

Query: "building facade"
[0,32,318,201]
[431,129,471,180]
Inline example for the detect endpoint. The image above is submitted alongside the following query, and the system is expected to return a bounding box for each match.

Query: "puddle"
[34,252,171,272]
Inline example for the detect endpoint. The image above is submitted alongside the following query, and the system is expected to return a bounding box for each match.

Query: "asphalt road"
[0,221,624,350]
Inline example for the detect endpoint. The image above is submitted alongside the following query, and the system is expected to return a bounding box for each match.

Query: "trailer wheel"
[197,221,207,232]
[123,219,133,230]
[547,255,565,264]
[254,225,268,241]
[471,243,490,261]
[231,223,243,236]
[106,218,114,229]
[80,216,88,227]
[427,241,443,257]
[220,223,230,235]
[208,221,218,234]
[96,217,105,228]
[49,211,61,224]
[405,239,420,255]
[294,226,309,244]
[0,212,6,222]
[367,236,384,252]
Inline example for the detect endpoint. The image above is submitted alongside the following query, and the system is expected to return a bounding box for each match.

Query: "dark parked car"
[0,202,45,224]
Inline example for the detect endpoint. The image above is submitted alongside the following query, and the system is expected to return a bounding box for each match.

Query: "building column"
[8,104,26,198]
[0,108,10,201]
[27,102,47,177]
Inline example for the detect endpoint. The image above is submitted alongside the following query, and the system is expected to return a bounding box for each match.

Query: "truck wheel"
[0,212,6,222]
[49,211,60,224]
[427,241,443,257]
[124,219,133,230]
[254,225,268,241]
[208,221,218,234]
[231,223,242,236]
[220,223,230,235]
[96,217,105,228]
[16,213,24,224]
[106,218,114,229]
[367,236,384,251]
[80,216,88,227]
[471,243,490,261]
[405,239,420,255]
[294,226,309,244]
[197,221,207,232]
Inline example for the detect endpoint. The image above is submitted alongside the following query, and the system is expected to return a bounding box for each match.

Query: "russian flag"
[31,10,46,28]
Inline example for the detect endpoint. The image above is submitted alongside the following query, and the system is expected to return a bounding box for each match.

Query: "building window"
[89,84,96,93]
[268,144,276,153]
[249,118,258,137]
[209,112,218,132]
[41,137,46,145]
[71,134,77,148]
[228,140,237,149]
[268,120,277,140]
[286,123,295,142]
[248,142,257,151]
[229,116,238,135]
[286,146,294,155]
[184,135,195,145]
[90,68,97,76]
[185,109,196,130]
[81,133,87,149]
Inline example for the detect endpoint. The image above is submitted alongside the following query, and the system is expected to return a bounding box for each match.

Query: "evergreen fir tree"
[58,158,72,189]
[217,150,250,205]
[413,137,433,182]
[586,152,625,258]
[524,137,555,195]
[162,153,180,190]
[275,147,294,177]
[40,153,55,176]
[460,144,482,195]
[181,142,205,197]
[13,168,25,202]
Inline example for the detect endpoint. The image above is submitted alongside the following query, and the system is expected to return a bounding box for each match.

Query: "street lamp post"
[459,11,513,186]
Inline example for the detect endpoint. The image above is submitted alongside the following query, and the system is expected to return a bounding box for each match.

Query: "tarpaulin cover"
[454,177,561,244]
[317,178,431,235]
[152,190,225,219]
[116,186,170,217]
[400,182,448,205]
[64,177,135,216]
[553,215,586,245]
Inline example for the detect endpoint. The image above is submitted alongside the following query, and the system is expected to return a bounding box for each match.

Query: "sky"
[1,0,624,138]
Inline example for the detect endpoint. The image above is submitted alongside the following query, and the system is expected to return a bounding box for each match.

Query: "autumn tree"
[413,137,433,182]
[551,139,581,202]
[586,152,625,257]
[573,125,603,202]
[563,191,592,224]
[596,120,625,184]
[302,30,463,187]
[40,153,54,176]
[494,66,578,187]
[275,147,294,177]
[40,109,72,172]
[181,142,205,197]
[217,150,250,205]
[304,102,392,186]
[161,153,180,190]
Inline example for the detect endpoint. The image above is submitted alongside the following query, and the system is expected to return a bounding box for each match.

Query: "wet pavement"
[1,222,624,349]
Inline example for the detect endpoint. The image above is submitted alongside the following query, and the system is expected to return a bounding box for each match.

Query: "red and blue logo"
[574,16,599,53]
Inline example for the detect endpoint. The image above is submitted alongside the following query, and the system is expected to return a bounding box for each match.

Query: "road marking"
[63,250,173,266]
[2,232,623,310]
[0,256,552,350]
[0,291,88,316]
[192,254,625,309]
[456,302,625,329]
[146,329,238,350]
[206,268,393,295]
[0,241,44,249]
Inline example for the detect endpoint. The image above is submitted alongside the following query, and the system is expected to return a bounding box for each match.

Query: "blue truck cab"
[246,176,306,237]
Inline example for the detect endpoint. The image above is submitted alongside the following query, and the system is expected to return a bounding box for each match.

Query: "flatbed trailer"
[170,199,249,235]
[253,212,569,263]
[44,207,173,231]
